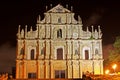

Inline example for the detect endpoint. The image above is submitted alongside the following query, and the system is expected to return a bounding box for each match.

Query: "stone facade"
[16,4,103,79]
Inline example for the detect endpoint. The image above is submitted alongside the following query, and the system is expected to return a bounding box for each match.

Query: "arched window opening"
[31,49,35,60]
[57,29,62,38]
[85,50,89,60]
[57,48,63,60]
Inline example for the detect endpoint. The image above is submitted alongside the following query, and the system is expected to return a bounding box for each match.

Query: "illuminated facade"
[16,4,103,79]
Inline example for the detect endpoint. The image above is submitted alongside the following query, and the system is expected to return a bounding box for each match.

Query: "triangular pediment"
[47,4,71,13]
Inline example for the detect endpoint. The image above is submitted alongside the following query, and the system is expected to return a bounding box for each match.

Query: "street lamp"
[112,64,117,73]
[105,69,110,75]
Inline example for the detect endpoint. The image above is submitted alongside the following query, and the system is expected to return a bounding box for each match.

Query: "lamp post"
[112,64,117,73]
[105,69,110,75]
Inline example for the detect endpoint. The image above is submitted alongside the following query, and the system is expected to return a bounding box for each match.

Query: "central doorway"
[55,70,65,78]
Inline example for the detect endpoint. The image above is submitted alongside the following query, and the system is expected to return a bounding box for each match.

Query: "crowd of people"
[0,73,8,80]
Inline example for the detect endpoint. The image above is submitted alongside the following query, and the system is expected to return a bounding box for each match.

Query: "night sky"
[0,0,119,73]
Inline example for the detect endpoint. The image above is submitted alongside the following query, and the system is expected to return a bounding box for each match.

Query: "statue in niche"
[95,49,100,59]
[75,49,78,55]
[57,29,62,38]
[58,17,61,23]
[74,49,79,59]
[41,47,45,55]
[95,49,98,54]
[17,48,24,59]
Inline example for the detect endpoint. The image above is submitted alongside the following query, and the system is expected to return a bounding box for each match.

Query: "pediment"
[47,4,71,13]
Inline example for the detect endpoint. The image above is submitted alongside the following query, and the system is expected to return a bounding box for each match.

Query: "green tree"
[107,36,120,64]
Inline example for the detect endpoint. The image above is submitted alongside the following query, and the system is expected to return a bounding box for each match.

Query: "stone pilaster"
[100,60,104,74]
[24,40,28,59]
[99,40,103,58]
[37,60,40,79]
[73,60,79,78]
[23,60,27,79]
[50,61,54,79]
[66,41,68,59]
[78,25,80,38]
[67,60,72,78]
[71,41,73,59]
[79,60,82,78]
[40,61,45,79]
[67,41,71,59]
[45,40,50,59]
[45,60,50,79]
[91,41,95,59]
[20,61,24,78]
[66,24,68,38]
[16,60,19,79]
[50,41,54,59]
[79,41,82,59]
[36,40,39,60]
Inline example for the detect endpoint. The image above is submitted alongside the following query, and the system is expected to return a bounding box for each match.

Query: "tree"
[113,36,120,49]
[105,36,120,66]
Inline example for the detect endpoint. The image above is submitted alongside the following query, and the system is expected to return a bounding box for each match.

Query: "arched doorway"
[85,50,89,60]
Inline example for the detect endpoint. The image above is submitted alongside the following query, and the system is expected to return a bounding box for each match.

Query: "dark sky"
[0,0,119,73]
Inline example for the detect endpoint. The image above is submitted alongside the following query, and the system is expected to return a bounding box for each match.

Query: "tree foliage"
[107,36,120,64]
